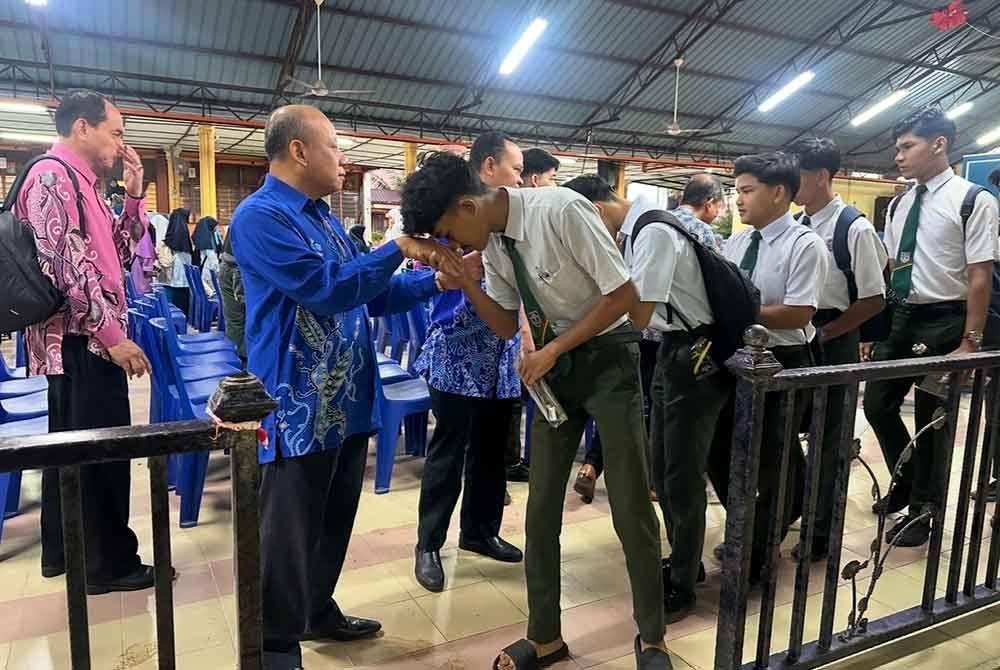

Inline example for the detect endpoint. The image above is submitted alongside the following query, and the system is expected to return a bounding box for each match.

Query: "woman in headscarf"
[130,225,157,296]
[348,224,370,254]
[193,216,222,296]
[164,207,194,316]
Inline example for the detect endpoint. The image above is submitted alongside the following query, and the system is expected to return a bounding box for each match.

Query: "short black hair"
[470,131,515,172]
[562,174,617,203]
[54,90,110,137]
[989,168,1000,189]
[522,148,560,178]
[264,106,311,161]
[733,152,800,202]
[892,107,956,148]
[785,137,841,178]
[680,174,723,207]
[401,152,486,236]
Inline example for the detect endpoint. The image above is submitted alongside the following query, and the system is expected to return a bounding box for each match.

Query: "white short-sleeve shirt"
[630,216,713,332]
[482,186,631,335]
[804,196,888,311]
[883,169,1000,304]
[723,213,829,347]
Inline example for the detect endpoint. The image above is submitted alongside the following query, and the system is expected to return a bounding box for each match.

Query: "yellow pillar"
[404,142,418,176]
[164,150,182,212]
[615,162,626,197]
[198,125,217,219]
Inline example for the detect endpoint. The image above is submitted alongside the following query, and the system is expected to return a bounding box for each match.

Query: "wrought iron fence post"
[715,325,783,670]
[207,373,276,670]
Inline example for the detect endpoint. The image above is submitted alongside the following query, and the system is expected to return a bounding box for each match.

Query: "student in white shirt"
[786,137,888,561]
[863,108,999,548]
[722,152,829,583]
[400,152,672,670]
[564,173,730,625]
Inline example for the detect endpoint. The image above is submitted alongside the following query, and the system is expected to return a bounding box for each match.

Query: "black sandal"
[634,635,672,669]
[492,639,570,669]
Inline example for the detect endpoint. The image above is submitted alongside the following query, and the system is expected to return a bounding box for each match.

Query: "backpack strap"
[2,154,87,236]
[888,194,901,224]
[961,184,987,230]
[833,205,865,303]
[630,209,701,332]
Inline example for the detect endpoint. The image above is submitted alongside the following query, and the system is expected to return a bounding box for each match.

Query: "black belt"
[771,344,810,355]
[580,324,642,350]
[661,323,713,340]
[813,309,843,327]
[898,300,964,318]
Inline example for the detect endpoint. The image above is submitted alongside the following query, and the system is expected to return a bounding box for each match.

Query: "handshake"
[395,236,483,291]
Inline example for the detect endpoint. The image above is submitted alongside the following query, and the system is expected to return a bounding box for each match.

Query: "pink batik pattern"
[18,169,140,376]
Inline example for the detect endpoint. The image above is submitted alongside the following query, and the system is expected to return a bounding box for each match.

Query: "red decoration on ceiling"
[930,0,968,31]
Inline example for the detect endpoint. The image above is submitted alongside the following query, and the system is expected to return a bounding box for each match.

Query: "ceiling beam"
[782,4,1000,148]
[671,0,898,152]
[270,0,314,109]
[0,54,820,137]
[573,0,745,137]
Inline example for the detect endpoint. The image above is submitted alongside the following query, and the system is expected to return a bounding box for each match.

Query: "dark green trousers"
[713,345,811,578]
[649,330,735,597]
[526,335,664,645]
[863,303,965,509]
[812,314,861,545]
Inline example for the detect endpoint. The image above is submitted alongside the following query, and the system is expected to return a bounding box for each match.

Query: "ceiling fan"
[283,0,375,99]
[660,58,732,139]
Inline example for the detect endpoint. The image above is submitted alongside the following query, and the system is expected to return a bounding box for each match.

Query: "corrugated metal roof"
[0,0,996,171]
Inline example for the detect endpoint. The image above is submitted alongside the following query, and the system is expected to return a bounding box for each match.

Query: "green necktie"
[740,230,762,277]
[890,184,928,299]
[800,214,812,227]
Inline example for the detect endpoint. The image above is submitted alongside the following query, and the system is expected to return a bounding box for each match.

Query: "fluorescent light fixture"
[850,171,884,179]
[850,89,909,126]
[558,156,576,164]
[337,137,354,148]
[0,131,56,144]
[499,18,548,76]
[0,101,48,114]
[25,0,47,5]
[977,125,1000,147]
[757,71,815,113]
[946,102,973,120]
[989,146,1000,155]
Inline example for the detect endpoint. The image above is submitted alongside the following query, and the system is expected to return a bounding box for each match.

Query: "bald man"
[229,105,463,669]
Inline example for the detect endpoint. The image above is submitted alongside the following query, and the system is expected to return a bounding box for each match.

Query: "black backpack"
[888,184,1000,347]
[794,206,891,342]
[0,155,86,333]
[631,209,761,367]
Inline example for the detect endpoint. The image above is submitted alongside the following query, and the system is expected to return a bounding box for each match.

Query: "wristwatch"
[964,329,984,348]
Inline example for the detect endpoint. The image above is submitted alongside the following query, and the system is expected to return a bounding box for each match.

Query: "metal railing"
[714,325,1000,669]
[0,373,275,670]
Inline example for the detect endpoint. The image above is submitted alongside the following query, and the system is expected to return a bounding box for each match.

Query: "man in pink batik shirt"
[15,90,158,593]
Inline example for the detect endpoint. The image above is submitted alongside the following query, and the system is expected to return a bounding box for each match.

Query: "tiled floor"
[3,376,1000,669]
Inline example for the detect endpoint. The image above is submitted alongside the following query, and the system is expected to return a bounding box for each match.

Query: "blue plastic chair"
[0,341,25,381]
[0,390,47,421]
[152,293,240,361]
[0,402,48,544]
[148,318,229,528]
[374,377,431,494]
[0,374,47,399]
[15,331,26,370]
[151,290,227,344]
[185,264,219,333]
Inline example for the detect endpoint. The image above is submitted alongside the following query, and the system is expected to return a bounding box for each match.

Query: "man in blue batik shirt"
[230,105,463,670]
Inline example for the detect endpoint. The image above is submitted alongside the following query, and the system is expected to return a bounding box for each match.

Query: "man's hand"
[518,345,559,386]
[121,145,145,198]
[396,236,463,276]
[436,251,484,290]
[108,340,152,379]
[860,342,874,362]
[949,339,981,357]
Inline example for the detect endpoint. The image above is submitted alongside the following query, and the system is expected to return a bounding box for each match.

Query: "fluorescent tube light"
[758,71,814,113]
[850,90,909,126]
[499,18,548,76]
[945,102,973,120]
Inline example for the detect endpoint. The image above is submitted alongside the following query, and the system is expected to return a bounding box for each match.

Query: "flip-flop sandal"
[573,468,597,504]
[492,639,571,669]
[634,636,673,669]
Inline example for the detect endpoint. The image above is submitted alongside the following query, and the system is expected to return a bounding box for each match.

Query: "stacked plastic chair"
[373,303,433,494]
[183,264,219,333]
[0,342,49,545]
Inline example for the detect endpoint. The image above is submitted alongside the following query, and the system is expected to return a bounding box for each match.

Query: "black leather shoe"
[972,480,1000,503]
[87,564,174,595]
[506,461,530,483]
[305,615,382,642]
[41,563,65,579]
[662,556,706,585]
[263,642,303,670]
[415,548,445,592]
[459,535,523,563]
[664,585,696,624]
[886,515,930,548]
[791,541,830,563]
[872,488,908,515]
